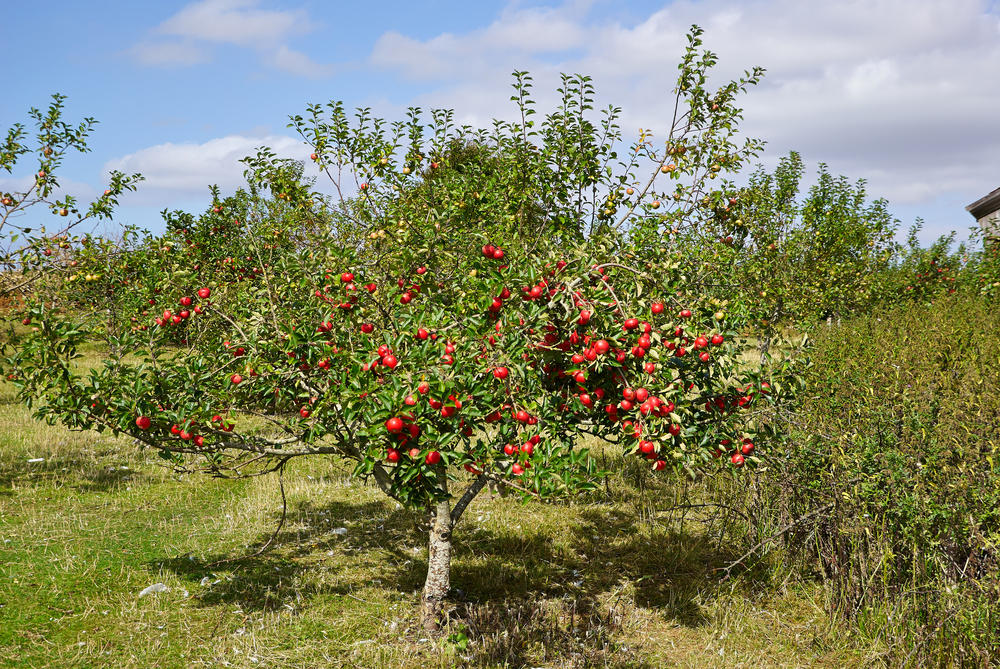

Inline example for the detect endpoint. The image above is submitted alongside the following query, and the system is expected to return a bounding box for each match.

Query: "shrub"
[974,232,1000,302]
[758,295,1000,664]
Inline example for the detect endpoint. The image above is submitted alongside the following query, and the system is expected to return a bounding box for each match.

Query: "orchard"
[6,28,799,634]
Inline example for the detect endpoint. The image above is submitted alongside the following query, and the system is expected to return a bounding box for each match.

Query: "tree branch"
[450,474,488,524]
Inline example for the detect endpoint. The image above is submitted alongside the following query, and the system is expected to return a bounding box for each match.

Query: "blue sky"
[3,0,998,244]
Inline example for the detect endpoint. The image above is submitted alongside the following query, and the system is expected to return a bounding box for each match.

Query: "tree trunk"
[420,471,453,633]
[418,469,488,634]
[759,297,784,366]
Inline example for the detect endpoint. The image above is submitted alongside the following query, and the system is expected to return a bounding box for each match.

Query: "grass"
[0,353,873,668]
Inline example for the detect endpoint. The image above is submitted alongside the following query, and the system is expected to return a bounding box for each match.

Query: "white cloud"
[131,40,209,67]
[367,0,1000,232]
[131,0,331,77]
[158,0,308,47]
[270,45,336,78]
[370,2,592,80]
[102,134,309,204]
[843,59,900,99]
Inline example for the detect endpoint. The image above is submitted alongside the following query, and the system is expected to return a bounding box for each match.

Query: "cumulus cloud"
[367,0,1000,232]
[102,134,309,204]
[131,0,332,78]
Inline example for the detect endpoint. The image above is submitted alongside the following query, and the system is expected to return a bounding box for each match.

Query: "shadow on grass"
[154,497,426,612]
[0,454,146,493]
[150,490,756,627]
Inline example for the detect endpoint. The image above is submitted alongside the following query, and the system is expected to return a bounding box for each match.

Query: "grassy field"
[0,356,874,668]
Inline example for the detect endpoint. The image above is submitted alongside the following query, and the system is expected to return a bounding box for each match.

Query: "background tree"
[0,94,142,305]
[889,220,968,303]
[709,151,898,358]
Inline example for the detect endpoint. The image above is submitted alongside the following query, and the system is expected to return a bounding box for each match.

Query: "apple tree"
[6,27,797,632]
[891,222,968,303]
[980,234,1000,300]
[0,94,142,308]
[708,152,898,354]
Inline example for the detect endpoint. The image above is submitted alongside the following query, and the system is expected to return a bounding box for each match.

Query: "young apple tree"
[0,94,142,305]
[7,27,797,632]
[703,151,898,353]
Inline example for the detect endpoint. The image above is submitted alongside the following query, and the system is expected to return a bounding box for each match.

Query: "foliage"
[887,219,970,303]
[755,295,1000,665]
[973,230,1000,301]
[8,27,788,497]
[715,151,898,335]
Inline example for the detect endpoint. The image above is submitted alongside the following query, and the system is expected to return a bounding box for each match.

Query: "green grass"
[0,354,872,668]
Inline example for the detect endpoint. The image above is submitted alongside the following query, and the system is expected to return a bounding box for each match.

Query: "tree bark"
[419,470,487,634]
[420,467,453,634]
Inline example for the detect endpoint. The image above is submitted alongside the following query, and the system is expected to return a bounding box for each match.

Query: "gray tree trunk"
[420,494,453,633]
[419,468,489,634]
[420,465,453,633]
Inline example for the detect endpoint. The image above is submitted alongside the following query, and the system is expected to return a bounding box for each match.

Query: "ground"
[0,367,875,668]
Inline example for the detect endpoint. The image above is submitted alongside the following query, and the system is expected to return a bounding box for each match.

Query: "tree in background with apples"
[0,93,142,308]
